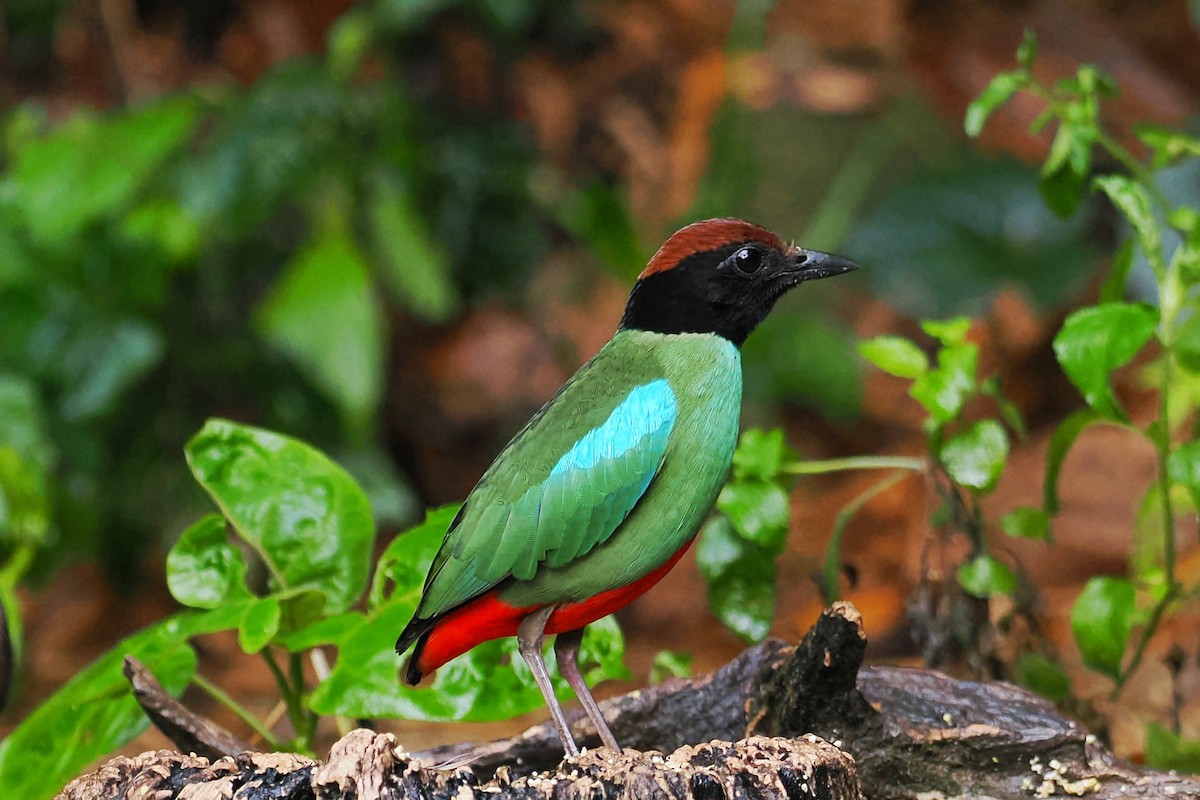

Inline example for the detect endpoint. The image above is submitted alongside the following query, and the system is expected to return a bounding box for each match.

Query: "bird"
[395,218,857,756]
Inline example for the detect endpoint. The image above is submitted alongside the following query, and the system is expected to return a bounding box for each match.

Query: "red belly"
[413,539,693,677]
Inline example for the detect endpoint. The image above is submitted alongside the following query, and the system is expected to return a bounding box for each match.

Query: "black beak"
[792,248,859,282]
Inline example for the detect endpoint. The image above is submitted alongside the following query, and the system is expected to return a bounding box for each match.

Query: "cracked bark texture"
[57,602,1200,800]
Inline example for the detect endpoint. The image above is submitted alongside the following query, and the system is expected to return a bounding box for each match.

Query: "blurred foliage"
[0,1,590,596]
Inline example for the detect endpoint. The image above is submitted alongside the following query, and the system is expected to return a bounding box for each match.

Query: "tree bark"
[58,601,1200,800]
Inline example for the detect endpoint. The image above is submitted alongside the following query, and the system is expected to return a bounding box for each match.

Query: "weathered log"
[56,731,860,800]
[57,601,1200,800]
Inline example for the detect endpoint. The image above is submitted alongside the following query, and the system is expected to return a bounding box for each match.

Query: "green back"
[415,331,742,620]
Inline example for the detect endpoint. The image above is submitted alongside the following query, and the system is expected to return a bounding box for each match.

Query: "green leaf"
[921,317,972,345]
[1176,314,1200,376]
[1015,652,1069,702]
[649,650,693,684]
[10,98,198,248]
[238,597,282,654]
[1168,441,1200,511]
[166,515,253,609]
[858,335,928,379]
[366,171,457,321]
[1001,506,1050,540]
[256,227,385,436]
[957,554,1018,598]
[1130,482,1179,585]
[939,419,1009,492]
[1043,408,1100,514]
[1053,303,1158,421]
[717,480,790,553]
[1016,30,1038,69]
[0,375,52,544]
[118,200,200,266]
[185,419,375,617]
[1134,124,1200,169]
[1070,576,1135,680]
[964,72,1023,138]
[731,428,792,482]
[1093,175,1164,274]
[370,504,458,609]
[0,608,240,800]
[1145,723,1200,773]
[696,517,776,643]
[327,8,373,82]
[1099,239,1135,303]
[911,341,978,424]
[275,611,365,652]
[1040,122,1092,218]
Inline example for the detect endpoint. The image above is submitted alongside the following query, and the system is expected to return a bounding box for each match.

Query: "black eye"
[732,246,763,274]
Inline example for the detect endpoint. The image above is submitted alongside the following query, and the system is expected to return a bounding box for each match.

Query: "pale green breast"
[498,330,742,607]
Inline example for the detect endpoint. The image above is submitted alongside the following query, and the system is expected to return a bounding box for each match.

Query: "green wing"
[415,372,677,620]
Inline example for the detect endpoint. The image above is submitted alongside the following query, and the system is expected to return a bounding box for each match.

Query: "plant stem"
[1113,584,1177,699]
[262,648,303,738]
[782,455,926,476]
[289,651,316,750]
[1157,363,1178,591]
[192,672,280,748]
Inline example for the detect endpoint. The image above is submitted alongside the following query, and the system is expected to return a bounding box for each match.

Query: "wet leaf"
[1001,506,1050,541]
[939,420,1008,492]
[911,341,977,424]
[166,515,252,609]
[1053,303,1158,421]
[957,554,1017,598]
[858,335,928,379]
[965,72,1024,138]
[1070,576,1135,680]
[731,428,792,482]
[696,517,776,643]
[717,480,790,553]
[185,419,375,618]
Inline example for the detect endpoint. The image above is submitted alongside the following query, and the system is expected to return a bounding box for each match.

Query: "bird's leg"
[517,606,580,756]
[554,628,621,751]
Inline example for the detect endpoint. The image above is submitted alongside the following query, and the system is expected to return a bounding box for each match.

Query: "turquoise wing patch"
[461,379,677,584]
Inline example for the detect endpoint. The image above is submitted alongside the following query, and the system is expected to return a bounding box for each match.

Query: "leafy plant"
[963,30,1200,753]
[0,419,626,800]
[859,319,1035,673]
[698,428,922,644]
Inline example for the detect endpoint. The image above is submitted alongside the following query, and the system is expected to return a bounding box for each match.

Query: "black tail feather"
[396,616,435,685]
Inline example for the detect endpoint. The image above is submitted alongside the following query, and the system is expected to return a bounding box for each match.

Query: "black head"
[618,218,858,346]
